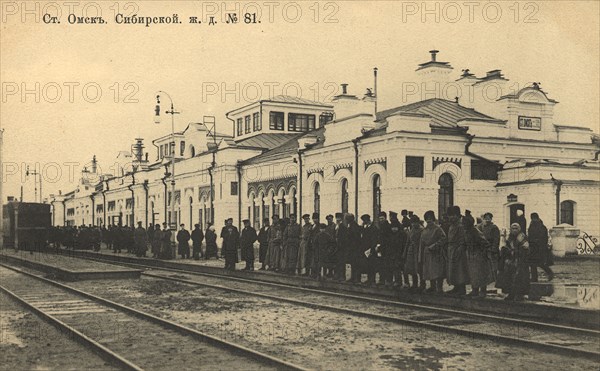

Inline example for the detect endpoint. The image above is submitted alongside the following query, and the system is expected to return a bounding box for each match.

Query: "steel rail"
[139,269,600,361]
[74,252,600,338]
[0,284,143,371]
[0,262,308,371]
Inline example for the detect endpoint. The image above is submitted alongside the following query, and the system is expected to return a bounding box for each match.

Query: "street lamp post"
[26,165,42,203]
[154,91,179,230]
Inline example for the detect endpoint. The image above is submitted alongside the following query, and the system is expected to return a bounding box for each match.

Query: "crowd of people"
[47,207,554,301]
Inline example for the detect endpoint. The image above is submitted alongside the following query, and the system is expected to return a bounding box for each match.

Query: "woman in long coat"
[420,211,447,294]
[463,211,493,298]
[403,215,424,290]
[496,223,530,301]
[204,225,218,259]
[282,216,301,274]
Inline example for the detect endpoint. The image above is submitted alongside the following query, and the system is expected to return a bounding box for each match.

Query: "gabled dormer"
[497,85,558,141]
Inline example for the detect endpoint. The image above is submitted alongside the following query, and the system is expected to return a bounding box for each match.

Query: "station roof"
[376,98,499,128]
[242,129,325,165]
[235,133,302,150]
[241,99,501,165]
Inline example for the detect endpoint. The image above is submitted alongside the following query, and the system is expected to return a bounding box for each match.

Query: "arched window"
[289,187,298,217]
[189,145,196,158]
[438,173,454,218]
[341,178,349,214]
[372,174,381,220]
[279,189,288,217]
[313,182,320,214]
[560,200,575,225]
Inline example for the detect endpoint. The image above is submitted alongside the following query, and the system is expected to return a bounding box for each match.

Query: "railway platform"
[0,249,142,281]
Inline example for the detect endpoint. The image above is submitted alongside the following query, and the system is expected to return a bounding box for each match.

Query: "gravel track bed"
[146,271,600,354]
[69,275,598,370]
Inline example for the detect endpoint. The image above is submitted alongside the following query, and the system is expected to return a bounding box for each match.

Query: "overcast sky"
[1,1,599,201]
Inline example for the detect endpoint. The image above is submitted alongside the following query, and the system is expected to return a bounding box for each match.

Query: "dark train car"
[2,202,51,251]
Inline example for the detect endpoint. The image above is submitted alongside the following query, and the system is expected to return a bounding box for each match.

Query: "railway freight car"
[2,202,51,251]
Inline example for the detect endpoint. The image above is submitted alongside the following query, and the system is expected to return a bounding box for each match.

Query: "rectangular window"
[125,198,133,209]
[405,156,424,178]
[231,181,238,196]
[245,115,251,134]
[159,145,164,159]
[471,160,498,180]
[288,113,316,132]
[319,112,334,126]
[96,205,103,213]
[107,201,116,211]
[180,141,185,156]
[253,112,261,131]
[269,111,284,130]
[237,118,243,136]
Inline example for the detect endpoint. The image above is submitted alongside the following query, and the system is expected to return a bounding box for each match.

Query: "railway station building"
[50,51,600,255]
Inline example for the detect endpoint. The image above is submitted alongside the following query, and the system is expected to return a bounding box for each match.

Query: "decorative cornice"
[248,177,296,198]
[364,157,387,171]
[433,156,462,170]
[333,162,353,176]
[306,167,324,177]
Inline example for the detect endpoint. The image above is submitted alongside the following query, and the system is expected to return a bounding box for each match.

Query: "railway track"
[74,254,600,361]
[0,263,306,371]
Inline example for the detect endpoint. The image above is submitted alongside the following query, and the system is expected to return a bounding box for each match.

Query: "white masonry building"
[51,51,600,255]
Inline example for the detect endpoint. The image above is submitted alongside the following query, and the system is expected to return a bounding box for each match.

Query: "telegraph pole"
[154,91,179,230]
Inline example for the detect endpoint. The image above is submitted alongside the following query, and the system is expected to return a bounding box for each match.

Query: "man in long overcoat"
[420,211,447,294]
[528,213,553,282]
[151,223,161,258]
[464,211,493,298]
[282,214,301,274]
[315,223,335,280]
[478,212,500,280]
[240,219,257,270]
[446,206,469,295]
[309,213,321,278]
[345,214,362,283]
[377,212,392,285]
[296,214,312,275]
[134,222,148,257]
[177,224,191,259]
[388,212,407,287]
[160,223,172,259]
[191,224,204,260]
[359,214,379,285]
[222,218,240,270]
[334,213,348,281]
[266,215,282,271]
